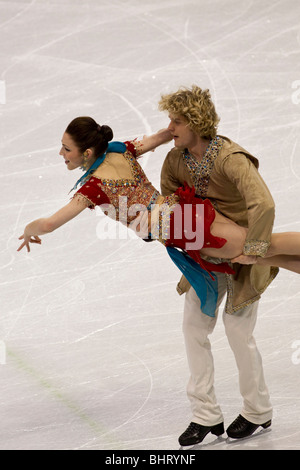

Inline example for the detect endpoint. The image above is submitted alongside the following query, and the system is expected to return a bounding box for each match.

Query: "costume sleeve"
[222,153,275,256]
[160,151,185,196]
[124,140,144,158]
[74,177,110,210]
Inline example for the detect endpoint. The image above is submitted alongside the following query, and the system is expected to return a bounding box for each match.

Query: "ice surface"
[1,0,300,450]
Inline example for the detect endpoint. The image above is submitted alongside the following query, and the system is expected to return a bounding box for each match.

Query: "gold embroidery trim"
[224,266,279,314]
[73,192,96,208]
[243,240,270,257]
[183,136,224,197]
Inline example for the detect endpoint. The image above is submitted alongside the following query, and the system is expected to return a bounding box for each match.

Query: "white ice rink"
[1,0,300,451]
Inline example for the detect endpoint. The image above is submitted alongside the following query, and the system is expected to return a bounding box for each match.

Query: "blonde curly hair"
[158,85,220,139]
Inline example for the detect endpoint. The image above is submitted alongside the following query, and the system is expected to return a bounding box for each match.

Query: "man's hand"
[231,254,257,265]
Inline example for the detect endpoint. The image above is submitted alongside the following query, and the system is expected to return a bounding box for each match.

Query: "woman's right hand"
[17,234,42,252]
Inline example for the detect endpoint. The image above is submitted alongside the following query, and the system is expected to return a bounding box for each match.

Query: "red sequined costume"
[74,141,234,276]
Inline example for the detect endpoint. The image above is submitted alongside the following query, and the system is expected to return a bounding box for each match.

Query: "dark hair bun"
[101,125,113,142]
[66,117,114,156]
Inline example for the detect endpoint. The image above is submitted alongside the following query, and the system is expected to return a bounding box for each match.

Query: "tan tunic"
[160,136,279,314]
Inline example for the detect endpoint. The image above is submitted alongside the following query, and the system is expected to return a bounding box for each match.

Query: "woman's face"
[59,132,84,170]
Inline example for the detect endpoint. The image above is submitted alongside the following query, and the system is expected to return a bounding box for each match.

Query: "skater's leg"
[183,272,227,425]
[257,254,300,274]
[266,232,300,257]
[224,301,272,425]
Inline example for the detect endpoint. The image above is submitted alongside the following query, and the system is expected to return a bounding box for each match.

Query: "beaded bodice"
[75,146,160,226]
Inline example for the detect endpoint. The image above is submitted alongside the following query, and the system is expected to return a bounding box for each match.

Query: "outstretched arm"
[18,197,87,252]
[134,128,172,156]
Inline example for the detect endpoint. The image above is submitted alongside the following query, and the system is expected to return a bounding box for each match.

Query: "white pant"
[183,272,272,426]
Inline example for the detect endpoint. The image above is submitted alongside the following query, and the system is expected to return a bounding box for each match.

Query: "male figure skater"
[159,85,277,446]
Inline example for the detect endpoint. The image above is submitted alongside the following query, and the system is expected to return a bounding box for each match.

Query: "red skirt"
[165,184,235,277]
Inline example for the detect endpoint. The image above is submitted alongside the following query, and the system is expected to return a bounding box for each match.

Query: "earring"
[81,152,89,171]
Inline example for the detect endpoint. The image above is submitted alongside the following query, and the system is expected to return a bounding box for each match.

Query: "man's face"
[167,113,197,149]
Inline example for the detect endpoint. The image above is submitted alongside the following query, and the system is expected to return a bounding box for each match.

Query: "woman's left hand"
[17,234,42,252]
